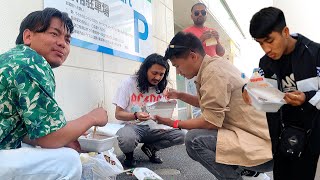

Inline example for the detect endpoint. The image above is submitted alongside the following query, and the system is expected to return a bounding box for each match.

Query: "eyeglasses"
[194,10,206,16]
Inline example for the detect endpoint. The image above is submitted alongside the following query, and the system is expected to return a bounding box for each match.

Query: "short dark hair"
[191,3,206,12]
[16,8,74,45]
[250,7,286,39]
[164,31,206,60]
[136,53,170,94]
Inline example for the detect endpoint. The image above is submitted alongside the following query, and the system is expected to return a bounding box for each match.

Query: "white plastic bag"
[80,148,124,180]
[246,68,286,112]
[102,148,124,175]
[133,167,163,180]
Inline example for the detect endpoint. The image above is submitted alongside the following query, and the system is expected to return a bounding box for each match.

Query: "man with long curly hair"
[113,53,185,167]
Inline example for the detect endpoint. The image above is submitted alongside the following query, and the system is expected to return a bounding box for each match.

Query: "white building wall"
[274,0,320,42]
[225,0,272,77]
[0,0,176,122]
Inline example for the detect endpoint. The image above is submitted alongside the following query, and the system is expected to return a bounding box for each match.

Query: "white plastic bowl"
[147,108,174,118]
[247,90,283,112]
[146,100,176,118]
[78,134,117,152]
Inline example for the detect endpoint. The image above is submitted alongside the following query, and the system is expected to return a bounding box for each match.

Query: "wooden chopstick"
[93,126,97,138]
[92,102,102,138]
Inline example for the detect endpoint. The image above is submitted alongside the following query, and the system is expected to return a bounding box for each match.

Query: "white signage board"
[44,0,153,61]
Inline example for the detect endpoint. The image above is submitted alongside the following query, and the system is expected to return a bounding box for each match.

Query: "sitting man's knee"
[117,134,137,145]
[117,134,138,153]
[64,147,81,163]
[185,130,202,157]
[33,148,82,180]
[60,148,82,179]
[174,131,186,145]
[185,129,199,146]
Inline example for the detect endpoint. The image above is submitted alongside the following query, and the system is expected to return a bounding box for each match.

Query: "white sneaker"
[242,173,270,180]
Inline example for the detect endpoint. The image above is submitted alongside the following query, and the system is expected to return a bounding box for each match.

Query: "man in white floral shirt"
[0,8,108,180]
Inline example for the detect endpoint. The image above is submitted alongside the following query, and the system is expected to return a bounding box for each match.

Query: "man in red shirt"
[184,3,225,57]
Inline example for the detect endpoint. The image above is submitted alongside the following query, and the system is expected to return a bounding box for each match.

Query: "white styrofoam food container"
[146,100,177,118]
[147,108,174,118]
[247,87,285,112]
[78,133,117,152]
[249,94,283,112]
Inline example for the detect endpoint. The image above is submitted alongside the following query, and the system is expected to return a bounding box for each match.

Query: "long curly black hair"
[136,53,170,94]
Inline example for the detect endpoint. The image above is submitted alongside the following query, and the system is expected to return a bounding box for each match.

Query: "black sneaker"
[240,169,259,177]
[141,144,163,164]
[123,152,137,167]
[241,169,270,180]
[123,158,137,167]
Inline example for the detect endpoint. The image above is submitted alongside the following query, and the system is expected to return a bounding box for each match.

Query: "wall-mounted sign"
[44,0,153,62]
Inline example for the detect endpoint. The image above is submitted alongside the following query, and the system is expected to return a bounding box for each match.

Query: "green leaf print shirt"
[0,45,67,149]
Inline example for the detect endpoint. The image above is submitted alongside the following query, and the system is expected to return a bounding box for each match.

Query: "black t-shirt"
[276,42,305,127]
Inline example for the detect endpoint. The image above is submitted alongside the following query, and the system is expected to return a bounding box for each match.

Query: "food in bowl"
[78,133,117,152]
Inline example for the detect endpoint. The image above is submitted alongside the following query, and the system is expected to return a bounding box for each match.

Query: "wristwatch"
[133,112,138,120]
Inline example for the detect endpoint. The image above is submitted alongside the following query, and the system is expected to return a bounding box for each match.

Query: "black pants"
[273,148,319,180]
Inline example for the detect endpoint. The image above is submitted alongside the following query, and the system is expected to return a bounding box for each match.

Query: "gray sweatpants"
[185,129,273,180]
[116,124,185,153]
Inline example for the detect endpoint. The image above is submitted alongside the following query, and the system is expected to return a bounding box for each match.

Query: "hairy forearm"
[115,110,136,121]
[216,43,225,57]
[35,114,94,148]
[179,117,217,130]
[178,92,200,107]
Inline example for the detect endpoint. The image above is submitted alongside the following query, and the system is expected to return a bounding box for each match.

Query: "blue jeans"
[185,129,273,180]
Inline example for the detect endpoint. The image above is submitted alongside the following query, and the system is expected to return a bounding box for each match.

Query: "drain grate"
[153,168,181,176]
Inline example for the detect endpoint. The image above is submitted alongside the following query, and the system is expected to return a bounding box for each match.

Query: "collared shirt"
[195,55,272,166]
[0,45,66,150]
